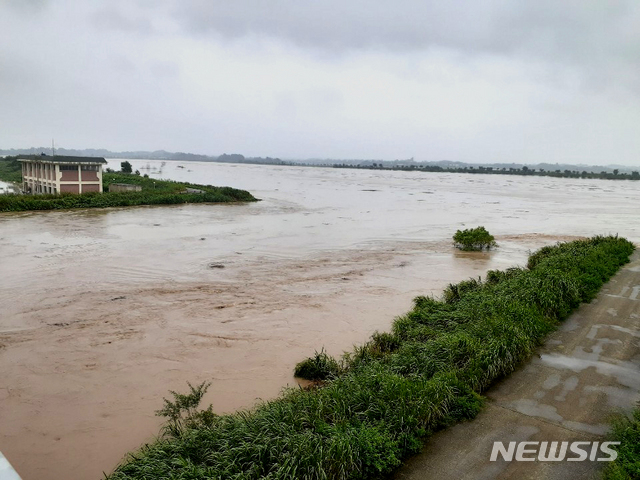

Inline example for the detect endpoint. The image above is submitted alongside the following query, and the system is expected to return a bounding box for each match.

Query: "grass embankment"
[108,236,634,480]
[603,403,640,479]
[0,166,257,212]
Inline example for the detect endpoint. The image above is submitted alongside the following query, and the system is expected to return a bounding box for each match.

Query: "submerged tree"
[453,226,497,251]
[120,161,133,174]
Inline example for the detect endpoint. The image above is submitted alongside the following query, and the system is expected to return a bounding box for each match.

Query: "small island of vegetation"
[0,156,257,212]
[107,235,634,480]
[453,226,497,251]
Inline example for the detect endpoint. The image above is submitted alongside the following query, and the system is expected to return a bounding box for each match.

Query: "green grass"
[0,169,257,212]
[107,236,635,480]
[453,226,496,251]
[294,349,343,381]
[602,403,640,480]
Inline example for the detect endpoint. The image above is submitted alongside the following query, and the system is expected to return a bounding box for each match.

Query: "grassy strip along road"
[108,236,635,480]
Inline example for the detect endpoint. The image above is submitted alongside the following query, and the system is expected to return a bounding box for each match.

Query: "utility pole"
[52,138,55,157]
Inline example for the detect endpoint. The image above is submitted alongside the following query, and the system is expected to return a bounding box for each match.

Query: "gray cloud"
[168,1,639,60]
[0,0,639,165]
[5,0,49,12]
[163,0,640,92]
[92,6,154,34]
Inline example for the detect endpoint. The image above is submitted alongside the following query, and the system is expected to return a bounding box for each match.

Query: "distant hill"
[0,147,217,162]
[0,147,291,166]
[0,147,637,173]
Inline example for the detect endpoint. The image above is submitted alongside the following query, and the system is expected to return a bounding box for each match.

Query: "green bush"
[120,161,133,174]
[108,236,635,480]
[453,226,496,251]
[602,402,640,480]
[294,349,342,380]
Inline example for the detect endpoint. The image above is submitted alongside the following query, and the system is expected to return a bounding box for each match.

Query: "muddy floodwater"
[1,161,639,480]
[0,180,18,195]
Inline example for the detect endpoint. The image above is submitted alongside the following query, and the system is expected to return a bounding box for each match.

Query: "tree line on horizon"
[333,162,640,181]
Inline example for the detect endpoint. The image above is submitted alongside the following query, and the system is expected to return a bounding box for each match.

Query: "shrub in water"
[453,226,496,251]
[294,349,342,380]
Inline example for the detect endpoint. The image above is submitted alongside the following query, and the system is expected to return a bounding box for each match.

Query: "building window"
[60,165,77,171]
[81,165,99,171]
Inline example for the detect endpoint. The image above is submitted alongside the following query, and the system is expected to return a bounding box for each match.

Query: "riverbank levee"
[394,250,640,480]
[1,160,640,479]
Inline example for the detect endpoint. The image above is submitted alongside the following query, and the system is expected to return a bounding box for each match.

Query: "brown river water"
[0,161,639,480]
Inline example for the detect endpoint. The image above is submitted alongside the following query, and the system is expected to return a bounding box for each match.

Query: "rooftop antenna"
[52,138,55,157]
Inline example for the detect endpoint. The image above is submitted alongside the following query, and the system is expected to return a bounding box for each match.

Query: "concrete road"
[394,251,640,480]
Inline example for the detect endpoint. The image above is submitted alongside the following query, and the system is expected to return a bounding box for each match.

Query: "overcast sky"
[1,1,639,165]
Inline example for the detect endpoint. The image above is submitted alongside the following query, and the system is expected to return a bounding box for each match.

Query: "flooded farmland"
[1,161,639,480]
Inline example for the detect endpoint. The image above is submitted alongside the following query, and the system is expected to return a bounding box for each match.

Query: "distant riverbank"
[4,149,640,181]
[333,163,640,181]
[0,157,257,212]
